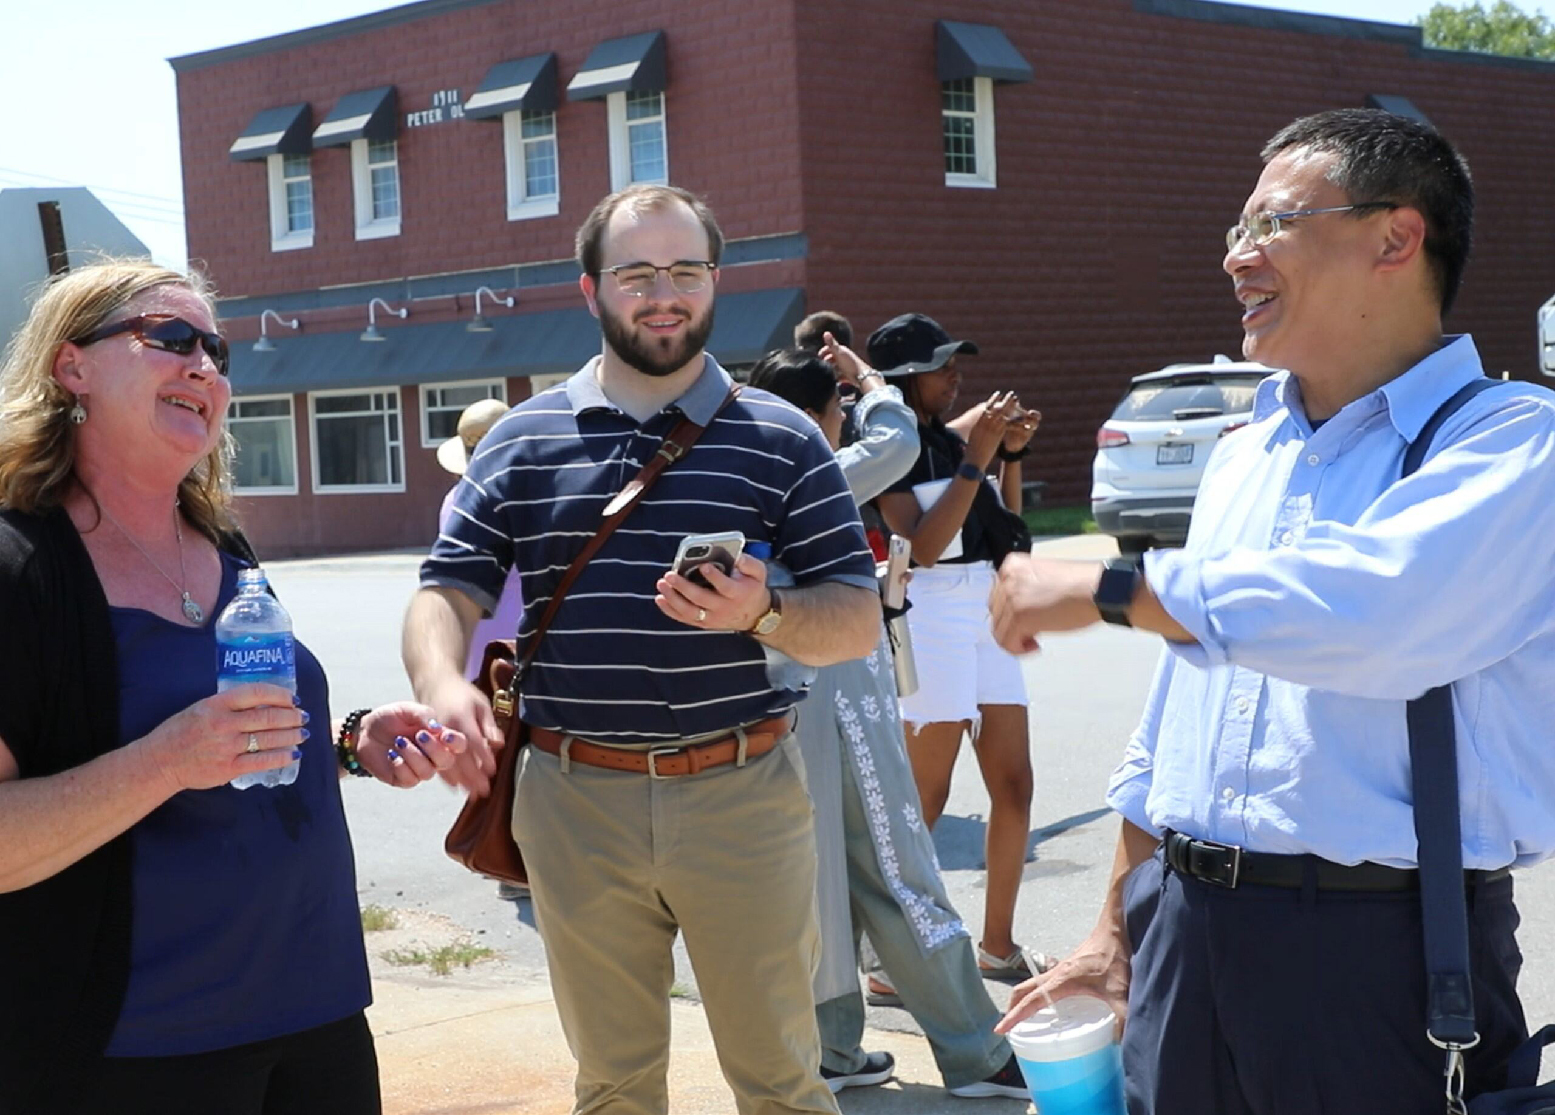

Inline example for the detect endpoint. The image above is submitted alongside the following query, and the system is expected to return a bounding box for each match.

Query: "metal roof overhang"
[1365,94,1433,126]
[230,288,804,393]
[566,30,667,101]
[463,53,558,119]
[312,86,398,148]
[935,21,1034,84]
[228,103,312,161]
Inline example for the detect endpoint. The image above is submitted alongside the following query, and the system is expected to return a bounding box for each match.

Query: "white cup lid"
[1006,996,1117,1062]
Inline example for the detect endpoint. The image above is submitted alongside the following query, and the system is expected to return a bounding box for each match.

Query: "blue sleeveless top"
[104,551,370,1055]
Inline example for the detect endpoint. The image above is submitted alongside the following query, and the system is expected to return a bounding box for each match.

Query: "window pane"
[941,79,975,113]
[943,115,977,175]
[371,165,400,219]
[285,179,313,233]
[625,90,662,121]
[426,410,461,441]
[317,414,391,486]
[524,136,558,198]
[368,139,397,165]
[231,417,295,489]
[628,119,666,183]
[282,153,310,179]
[315,394,376,414]
[233,398,291,419]
[520,110,554,139]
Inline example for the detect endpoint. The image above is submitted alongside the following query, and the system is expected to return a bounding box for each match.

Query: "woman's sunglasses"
[72,314,230,377]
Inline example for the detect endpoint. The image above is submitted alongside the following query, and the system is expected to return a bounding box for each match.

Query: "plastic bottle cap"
[1005,996,1117,1063]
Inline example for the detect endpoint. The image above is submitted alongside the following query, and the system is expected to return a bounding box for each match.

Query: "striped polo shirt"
[421,354,878,743]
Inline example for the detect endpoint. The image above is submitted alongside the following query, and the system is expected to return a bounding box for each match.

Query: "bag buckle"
[492,688,515,719]
[646,747,683,779]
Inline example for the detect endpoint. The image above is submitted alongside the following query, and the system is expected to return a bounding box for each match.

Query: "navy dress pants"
[1120,852,1527,1115]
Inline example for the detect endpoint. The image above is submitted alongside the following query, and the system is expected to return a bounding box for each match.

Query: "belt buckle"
[1190,837,1243,888]
[646,746,682,779]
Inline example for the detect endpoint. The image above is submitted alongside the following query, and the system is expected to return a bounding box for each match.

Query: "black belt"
[1163,831,1511,892]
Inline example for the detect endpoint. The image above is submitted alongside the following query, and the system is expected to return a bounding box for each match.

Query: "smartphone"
[673,531,746,589]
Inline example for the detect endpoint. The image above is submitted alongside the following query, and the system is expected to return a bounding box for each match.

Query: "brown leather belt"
[527,714,793,778]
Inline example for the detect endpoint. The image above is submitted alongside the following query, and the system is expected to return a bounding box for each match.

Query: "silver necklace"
[98,501,204,624]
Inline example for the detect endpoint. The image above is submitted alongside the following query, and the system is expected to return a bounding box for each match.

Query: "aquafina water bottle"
[216,567,299,789]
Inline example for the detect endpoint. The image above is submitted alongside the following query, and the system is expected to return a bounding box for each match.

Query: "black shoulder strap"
[1400,378,1499,478]
[1403,375,1500,1051]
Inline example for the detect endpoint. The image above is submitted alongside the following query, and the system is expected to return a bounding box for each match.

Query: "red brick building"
[171,0,1555,556]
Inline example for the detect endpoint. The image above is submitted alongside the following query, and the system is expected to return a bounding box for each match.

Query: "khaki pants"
[513,733,841,1115]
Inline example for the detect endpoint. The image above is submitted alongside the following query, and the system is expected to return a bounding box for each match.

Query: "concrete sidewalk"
[369,964,1032,1115]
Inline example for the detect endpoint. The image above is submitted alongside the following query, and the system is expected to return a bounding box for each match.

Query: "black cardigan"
[0,506,255,1114]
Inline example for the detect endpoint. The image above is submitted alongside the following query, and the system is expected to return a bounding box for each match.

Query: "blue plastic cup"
[1006,996,1125,1115]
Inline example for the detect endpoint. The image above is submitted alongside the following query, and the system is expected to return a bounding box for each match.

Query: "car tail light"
[1218,421,1248,439]
[1097,426,1130,449]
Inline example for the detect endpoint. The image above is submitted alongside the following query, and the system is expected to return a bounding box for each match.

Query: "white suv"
[1091,359,1272,554]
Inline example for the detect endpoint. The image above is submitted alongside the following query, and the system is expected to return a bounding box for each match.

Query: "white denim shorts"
[897,560,1029,727]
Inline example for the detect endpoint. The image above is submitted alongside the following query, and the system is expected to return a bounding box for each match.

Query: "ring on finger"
[697,607,708,623]
[245,733,259,754]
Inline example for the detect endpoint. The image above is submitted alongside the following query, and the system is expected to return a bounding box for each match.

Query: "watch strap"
[956,460,983,482]
[1094,557,1141,627]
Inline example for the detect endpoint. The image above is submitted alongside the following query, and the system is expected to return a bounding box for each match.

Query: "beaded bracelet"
[335,707,376,777]
[996,443,1032,462]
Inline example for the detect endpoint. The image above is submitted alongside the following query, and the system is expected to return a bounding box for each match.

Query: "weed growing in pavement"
[360,904,399,932]
[382,941,498,976]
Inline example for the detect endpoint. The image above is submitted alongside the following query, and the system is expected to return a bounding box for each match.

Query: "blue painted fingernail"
[290,748,302,760]
[395,735,410,748]
[292,694,302,707]
[429,719,442,730]
[416,730,432,744]
[442,731,457,744]
[299,728,311,741]
[299,710,310,725]
[386,748,400,761]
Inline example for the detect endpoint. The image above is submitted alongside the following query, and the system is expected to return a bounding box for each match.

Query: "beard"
[599,299,716,379]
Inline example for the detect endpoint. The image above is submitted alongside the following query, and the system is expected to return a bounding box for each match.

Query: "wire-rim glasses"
[602,261,717,297]
[1225,202,1399,253]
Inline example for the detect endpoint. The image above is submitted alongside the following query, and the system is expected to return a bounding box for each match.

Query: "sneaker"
[496,881,529,900]
[820,1051,896,1094]
[947,1053,1028,1100]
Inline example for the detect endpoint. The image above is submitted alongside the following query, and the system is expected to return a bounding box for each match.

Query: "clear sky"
[3,0,1549,268]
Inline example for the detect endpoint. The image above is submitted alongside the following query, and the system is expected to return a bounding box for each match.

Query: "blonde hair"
[0,258,237,541]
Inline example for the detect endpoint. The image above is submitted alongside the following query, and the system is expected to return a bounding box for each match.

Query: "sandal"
[863,972,902,1007]
[977,944,1058,983]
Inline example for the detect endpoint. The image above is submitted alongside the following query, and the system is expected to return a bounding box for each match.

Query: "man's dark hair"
[1261,108,1473,315]
[794,311,852,351]
[575,184,725,278]
[747,348,837,415]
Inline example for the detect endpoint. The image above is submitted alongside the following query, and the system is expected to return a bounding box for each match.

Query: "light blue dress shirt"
[1106,335,1555,869]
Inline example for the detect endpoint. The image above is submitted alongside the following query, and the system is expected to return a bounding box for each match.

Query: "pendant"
[181,593,204,624]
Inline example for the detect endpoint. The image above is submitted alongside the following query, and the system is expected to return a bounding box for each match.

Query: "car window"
[1112,377,1264,422]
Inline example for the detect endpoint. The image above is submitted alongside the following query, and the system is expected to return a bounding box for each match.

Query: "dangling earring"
[69,397,87,425]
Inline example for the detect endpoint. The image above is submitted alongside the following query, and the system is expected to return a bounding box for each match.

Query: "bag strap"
[1402,378,1499,1101]
[509,384,741,691]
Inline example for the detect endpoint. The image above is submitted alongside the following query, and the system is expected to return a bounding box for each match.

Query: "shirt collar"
[563,353,733,424]
[1249,334,1484,441]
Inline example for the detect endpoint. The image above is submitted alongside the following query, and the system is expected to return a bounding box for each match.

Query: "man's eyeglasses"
[1225,202,1398,253]
[602,261,717,297]
[73,314,231,377]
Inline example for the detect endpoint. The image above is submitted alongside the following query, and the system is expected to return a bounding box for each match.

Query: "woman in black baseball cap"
[866,313,1051,984]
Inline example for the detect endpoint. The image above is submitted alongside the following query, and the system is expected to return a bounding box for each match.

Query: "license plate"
[1157,443,1194,465]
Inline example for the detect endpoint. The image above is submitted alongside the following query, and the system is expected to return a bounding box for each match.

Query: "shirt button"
[1280,530,1294,546]
[1235,696,1250,713]
[1307,454,1320,466]
[1222,786,1236,802]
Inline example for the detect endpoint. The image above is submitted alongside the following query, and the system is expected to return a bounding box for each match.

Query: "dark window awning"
[566,30,666,101]
[936,21,1033,84]
[1366,94,1432,126]
[463,53,559,119]
[312,86,398,148]
[230,288,803,393]
[229,103,312,161]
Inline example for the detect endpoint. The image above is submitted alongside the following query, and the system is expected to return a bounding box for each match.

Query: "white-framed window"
[309,388,405,492]
[421,380,507,447]
[351,137,402,239]
[229,395,299,494]
[266,153,313,251]
[942,77,996,188]
[607,89,667,191]
[503,110,559,220]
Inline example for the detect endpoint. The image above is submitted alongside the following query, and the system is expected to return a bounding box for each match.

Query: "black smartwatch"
[1093,557,1142,627]
[956,460,984,482]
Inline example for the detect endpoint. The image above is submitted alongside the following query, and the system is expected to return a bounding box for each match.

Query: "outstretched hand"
[355,701,469,788]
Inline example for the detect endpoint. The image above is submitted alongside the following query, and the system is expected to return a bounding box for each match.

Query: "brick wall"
[791,0,1555,502]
